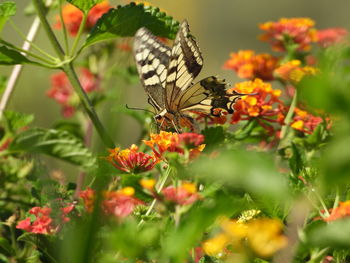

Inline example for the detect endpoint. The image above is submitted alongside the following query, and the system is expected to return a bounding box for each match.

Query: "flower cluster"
[274,60,318,83]
[202,217,287,258]
[229,79,283,133]
[55,1,112,36]
[47,68,99,117]
[259,18,318,52]
[290,107,325,134]
[317,28,348,48]
[107,144,159,173]
[79,187,143,218]
[223,50,278,81]
[16,205,74,235]
[162,182,201,206]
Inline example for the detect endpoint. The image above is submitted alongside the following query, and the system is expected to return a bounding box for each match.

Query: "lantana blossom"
[223,50,278,80]
[316,28,348,48]
[55,1,112,36]
[290,107,328,134]
[274,60,318,83]
[162,182,201,205]
[79,187,143,218]
[228,79,284,134]
[47,68,99,117]
[107,144,160,173]
[259,17,318,52]
[323,201,350,222]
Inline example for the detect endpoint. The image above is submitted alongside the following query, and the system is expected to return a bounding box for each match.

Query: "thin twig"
[0,14,43,120]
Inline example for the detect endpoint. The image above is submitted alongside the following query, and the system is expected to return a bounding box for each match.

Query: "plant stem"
[63,64,115,148]
[280,90,297,140]
[70,13,87,56]
[59,0,69,54]
[138,166,172,227]
[0,13,44,120]
[32,0,115,148]
[32,0,65,60]
[9,19,57,61]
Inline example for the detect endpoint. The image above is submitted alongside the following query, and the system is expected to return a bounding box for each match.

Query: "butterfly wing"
[133,27,171,112]
[177,76,243,116]
[165,20,203,111]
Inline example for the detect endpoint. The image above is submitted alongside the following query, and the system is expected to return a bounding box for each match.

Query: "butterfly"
[133,20,245,132]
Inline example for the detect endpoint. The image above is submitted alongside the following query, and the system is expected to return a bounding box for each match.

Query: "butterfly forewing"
[133,27,171,111]
[165,20,203,111]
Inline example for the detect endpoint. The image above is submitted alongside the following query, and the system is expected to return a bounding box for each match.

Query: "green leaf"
[3,111,34,133]
[0,237,14,256]
[307,219,350,248]
[0,45,39,65]
[83,3,179,48]
[0,1,16,33]
[67,0,103,13]
[0,75,7,95]
[202,126,225,151]
[9,127,96,169]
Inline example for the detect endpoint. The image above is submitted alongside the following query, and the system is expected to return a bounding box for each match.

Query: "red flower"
[290,107,326,134]
[223,50,278,80]
[47,68,99,118]
[55,1,112,36]
[194,109,228,125]
[107,144,160,173]
[162,182,201,205]
[259,18,317,52]
[80,187,143,218]
[16,218,32,232]
[316,28,348,48]
[228,79,284,134]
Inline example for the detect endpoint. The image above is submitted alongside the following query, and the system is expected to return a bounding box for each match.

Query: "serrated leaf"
[83,3,179,48]
[0,45,39,65]
[0,1,16,33]
[9,128,96,169]
[3,111,34,133]
[67,0,103,13]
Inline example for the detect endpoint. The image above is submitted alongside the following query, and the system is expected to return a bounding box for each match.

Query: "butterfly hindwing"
[133,27,171,111]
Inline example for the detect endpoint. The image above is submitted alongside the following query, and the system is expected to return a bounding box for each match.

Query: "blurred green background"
[2,0,350,174]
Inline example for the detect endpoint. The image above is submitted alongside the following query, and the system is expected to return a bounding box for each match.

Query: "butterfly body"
[134,20,244,131]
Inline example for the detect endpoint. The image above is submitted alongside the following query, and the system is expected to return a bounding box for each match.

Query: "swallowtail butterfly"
[133,20,244,131]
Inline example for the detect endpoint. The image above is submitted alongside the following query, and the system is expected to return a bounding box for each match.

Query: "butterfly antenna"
[171,119,181,134]
[125,104,154,114]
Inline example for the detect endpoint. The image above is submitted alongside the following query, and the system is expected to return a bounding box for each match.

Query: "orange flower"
[107,144,160,173]
[194,108,228,125]
[223,50,278,80]
[79,187,95,213]
[55,1,112,36]
[324,201,350,222]
[143,131,205,159]
[274,60,318,83]
[290,107,325,134]
[316,28,348,48]
[259,18,318,52]
[228,79,284,134]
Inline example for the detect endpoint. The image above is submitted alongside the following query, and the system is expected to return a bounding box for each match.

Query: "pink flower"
[317,28,348,48]
[162,183,201,205]
[103,191,143,218]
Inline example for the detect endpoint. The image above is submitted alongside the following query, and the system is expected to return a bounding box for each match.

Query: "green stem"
[63,64,115,148]
[332,187,340,210]
[32,0,115,148]
[32,0,65,60]
[138,166,172,227]
[278,89,297,149]
[9,19,57,61]
[70,12,87,56]
[0,38,56,65]
[59,0,70,54]
[313,188,330,217]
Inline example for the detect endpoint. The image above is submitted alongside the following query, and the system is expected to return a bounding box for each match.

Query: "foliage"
[0,2,349,263]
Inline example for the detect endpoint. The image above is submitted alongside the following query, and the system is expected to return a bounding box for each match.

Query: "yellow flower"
[139,178,156,190]
[202,233,230,256]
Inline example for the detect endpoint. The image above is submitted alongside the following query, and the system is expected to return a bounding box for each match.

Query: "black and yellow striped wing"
[133,27,171,112]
